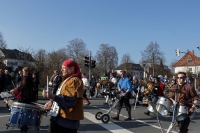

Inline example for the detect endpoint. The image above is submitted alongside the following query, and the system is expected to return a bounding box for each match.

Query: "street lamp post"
[143,64,146,80]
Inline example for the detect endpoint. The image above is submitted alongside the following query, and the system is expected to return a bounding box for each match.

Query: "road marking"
[84,112,134,133]
[91,105,177,133]
[0,115,10,118]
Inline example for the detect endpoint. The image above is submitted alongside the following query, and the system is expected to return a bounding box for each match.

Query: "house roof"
[0,48,35,62]
[114,63,143,70]
[173,50,200,67]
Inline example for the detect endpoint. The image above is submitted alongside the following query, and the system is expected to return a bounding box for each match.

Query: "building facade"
[114,63,144,79]
[173,50,200,74]
[0,48,35,71]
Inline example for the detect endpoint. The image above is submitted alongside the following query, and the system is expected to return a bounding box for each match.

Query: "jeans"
[94,89,100,97]
[89,87,95,97]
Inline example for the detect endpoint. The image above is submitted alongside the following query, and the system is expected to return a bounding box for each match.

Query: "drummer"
[103,72,117,105]
[144,76,165,115]
[42,59,84,133]
[10,67,35,103]
[168,71,199,133]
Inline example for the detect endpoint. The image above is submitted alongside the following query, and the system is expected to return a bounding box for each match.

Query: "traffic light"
[175,49,180,56]
[91,60,96,68]
[84,56,89,67]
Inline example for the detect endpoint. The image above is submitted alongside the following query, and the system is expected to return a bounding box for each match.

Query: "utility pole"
[89,51,91,86]
[83,51,96,97]
[89,51,91,96]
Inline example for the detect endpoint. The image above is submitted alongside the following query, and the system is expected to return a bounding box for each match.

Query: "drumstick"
[31,102,44,108]
[11,80,15,88]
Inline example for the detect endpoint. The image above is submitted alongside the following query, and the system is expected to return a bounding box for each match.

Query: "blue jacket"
[117,77,132,92]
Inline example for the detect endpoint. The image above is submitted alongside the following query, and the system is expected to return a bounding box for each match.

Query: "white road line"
[0,115,10,118]
[84,112,134,133]
[91,105,177,133]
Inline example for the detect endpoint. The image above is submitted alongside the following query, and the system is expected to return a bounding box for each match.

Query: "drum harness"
[47,76,72,117]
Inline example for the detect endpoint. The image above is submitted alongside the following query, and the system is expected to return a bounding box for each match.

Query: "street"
[0,98,200,133]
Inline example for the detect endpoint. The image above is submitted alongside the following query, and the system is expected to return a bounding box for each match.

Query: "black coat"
[0,74,5,92]
[15,75,35,103]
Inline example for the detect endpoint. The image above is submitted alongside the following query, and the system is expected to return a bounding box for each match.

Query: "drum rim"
[11,102,41,110]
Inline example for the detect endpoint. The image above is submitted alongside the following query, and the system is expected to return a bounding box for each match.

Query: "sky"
[1,0,200,66]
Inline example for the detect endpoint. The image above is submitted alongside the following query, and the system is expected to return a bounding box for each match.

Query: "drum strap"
[49,76,72,117]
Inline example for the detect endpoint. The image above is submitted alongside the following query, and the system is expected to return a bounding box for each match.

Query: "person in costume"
[42,59,84,133]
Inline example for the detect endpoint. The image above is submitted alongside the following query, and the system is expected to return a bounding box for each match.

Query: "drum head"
[176,114,188,121]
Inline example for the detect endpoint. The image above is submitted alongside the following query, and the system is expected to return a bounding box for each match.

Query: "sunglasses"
[177,77,185,79]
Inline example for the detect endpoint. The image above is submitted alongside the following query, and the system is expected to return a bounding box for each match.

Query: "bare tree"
[33,48,68,87]
[33,49,47,73]
[95,44,118,75]
[46,48,68,73]
[120,53,133,65]
[140,42,165,76]
[32,49,47,87]
[66,38,88,63]
[0,32,7,49]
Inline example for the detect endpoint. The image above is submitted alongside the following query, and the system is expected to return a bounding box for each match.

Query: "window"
[187,59,192,63]
[188,68,192,72]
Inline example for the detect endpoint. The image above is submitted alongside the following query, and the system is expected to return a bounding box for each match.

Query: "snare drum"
[176,105,188,121]
[7,102,42,130]
[156,97,172,116]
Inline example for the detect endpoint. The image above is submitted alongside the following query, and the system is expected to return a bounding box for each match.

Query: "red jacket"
[157,82,165,96]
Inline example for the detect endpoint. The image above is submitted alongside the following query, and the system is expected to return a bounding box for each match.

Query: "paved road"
[0,97,200,133]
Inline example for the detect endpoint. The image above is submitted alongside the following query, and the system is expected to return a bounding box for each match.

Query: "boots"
[111,109,121,121]
[124,110,132,121]
[144,110,150,116]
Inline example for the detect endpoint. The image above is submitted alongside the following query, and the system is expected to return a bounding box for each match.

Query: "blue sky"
[1,0,200,66]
